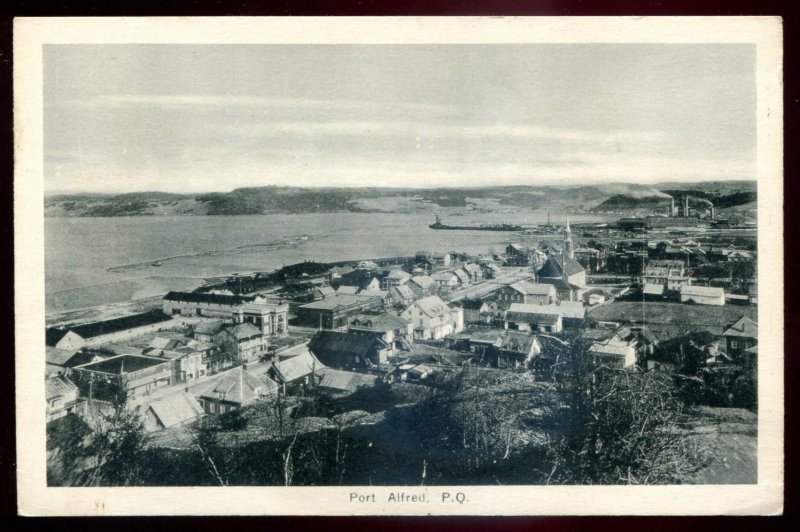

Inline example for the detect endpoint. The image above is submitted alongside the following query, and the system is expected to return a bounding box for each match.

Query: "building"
[453,298,493,324]
[308,330,391,369]
[192,320,225,343]
[213,322,267,363]
[142,392,204,432]
[503,309,562,334]
[536,257,586,302]
[462,263,483,283]
[349,313,414,351]
[400,295,464,340]
[147,345,207,383]
[722,316,758,358]
[493,281,556,307]
[269,346,325,389]
[504,302,585,330]
[407,275,436,297]
[295,294,384,330]
[641,260,691,292]
[46,375,83,421]
[198,367,278,415]
[45,310,176,350]
[385,269,412,288]
[452,329,542,369]
[162,291,260,318]
[334,269,382,291]
[680,285,725,306]
[233,302,289,336]
[71,354,174,402]
[389,285,415,307]
[588,338,638,369]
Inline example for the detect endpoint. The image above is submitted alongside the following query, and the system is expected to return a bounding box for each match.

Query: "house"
[643,283,665,299]
[198,367,279,415]
[45,309,176,350]
[462,263,483,283]
[269,346,325,389]
[503,309,562,334]
[217,322,267,363]
[389,285,415,307]
[148,346,207,383]
[142,392,204,432]
[316,368,379,394]
[71,354,174,402]
[681,285,725,306]
[349,313,414,351]
[308,330,391,369]
[191,320,224,343]
[453,298,492,324]
[400,295,464,340]
[582,287,611,306]
[45,347,83,377]
[407,275,435,297]
[536,255,586,302]
[506,243,525,256]
[431,271,459,290]
[589,338,638,369]
[452,329,541,369]
[493,281,556,307]
[453,269,471,287]
[334,269,382,291]
[295,294,384,330]
[46,375,83,421]
[232,302,289,336]
[722,316,758,358]
[385,269,412,288]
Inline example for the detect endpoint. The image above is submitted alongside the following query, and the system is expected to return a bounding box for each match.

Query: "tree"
[84,400,150,486]
[543,341,704,484]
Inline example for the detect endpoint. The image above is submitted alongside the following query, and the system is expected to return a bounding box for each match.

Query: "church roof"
[537,255,585,278]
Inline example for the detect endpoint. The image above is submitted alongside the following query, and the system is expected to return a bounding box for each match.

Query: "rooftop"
[146,392,204,428]
[76,354,170,375]
[299,293,382,311]
[723,316,758,339]
[46,309,173,345]
[164,291,255,305]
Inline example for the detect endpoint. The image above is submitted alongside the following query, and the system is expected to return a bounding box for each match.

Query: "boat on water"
[428,215,524,232]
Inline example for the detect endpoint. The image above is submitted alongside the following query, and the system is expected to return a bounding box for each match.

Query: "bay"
[45,210,607,313]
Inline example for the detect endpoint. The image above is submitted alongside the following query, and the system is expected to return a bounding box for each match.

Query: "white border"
[14,16,784,516]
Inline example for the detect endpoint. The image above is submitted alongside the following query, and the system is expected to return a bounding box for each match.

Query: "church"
[536,217,587,302]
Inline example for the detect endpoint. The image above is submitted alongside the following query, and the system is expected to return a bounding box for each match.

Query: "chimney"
[671,197,675,216]
[710,205,716,220]
[683,195,689,217]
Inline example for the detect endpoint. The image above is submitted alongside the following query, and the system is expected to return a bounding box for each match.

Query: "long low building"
[163,291,259,318]
[680,285,726,306]
[46,310,176,350]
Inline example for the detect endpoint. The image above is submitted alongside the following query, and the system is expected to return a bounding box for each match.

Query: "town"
[45,199,758,487]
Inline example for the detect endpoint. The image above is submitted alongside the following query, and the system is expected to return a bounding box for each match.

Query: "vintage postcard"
[14,17,783,515]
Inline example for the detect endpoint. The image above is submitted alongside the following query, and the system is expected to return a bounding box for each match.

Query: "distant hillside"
[591,184,757,213]
[44,182,756,217]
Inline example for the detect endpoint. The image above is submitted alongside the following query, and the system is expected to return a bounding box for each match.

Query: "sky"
[43,44,756,194]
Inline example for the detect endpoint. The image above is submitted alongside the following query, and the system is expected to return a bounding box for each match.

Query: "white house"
[400,295,464,340]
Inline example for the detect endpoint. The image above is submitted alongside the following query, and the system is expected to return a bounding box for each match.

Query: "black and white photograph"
[14,17,783,515]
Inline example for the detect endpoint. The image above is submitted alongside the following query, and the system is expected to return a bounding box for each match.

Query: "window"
[731,340,738,349]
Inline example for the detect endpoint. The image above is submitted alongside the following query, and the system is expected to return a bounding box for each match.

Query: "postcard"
[14,16,783,515]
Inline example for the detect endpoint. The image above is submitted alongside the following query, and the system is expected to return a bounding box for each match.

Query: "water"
[45,211,607,313]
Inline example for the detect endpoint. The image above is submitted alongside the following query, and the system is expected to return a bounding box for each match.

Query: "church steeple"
[564,215,574,259]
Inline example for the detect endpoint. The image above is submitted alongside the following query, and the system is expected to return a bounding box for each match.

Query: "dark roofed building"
[71,354,173,402]
[162,290,259,318]
[45,310,175,350]
[722,316,758,358]
[503,309,562,333]
[308,330,390,369]
[536,255,586,302]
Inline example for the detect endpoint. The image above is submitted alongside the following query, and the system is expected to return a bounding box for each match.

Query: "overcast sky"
[44,44,756,194]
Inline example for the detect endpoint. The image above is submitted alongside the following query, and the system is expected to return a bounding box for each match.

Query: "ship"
[428,215,524,232]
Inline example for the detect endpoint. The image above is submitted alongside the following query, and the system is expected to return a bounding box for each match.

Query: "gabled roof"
[504,310,561,326]
[149,336,187,350]
[387,270,411,281]
[45,328,73,347]
[431,271,457,282]
[537,255,585,278]
[146,392,204,428]
[272,348,324,383]
[509,281,555,296]
[317,368,378,392]
[408,295,452,318]
[350,313,409,332]
[643,284,665,296]
[46,346,80,367]
[589,339,636,358]
[46,375,78,400]
[309,330,387,358]
[453,270,471,283]
[337,285,360,294]
[722,316,758,339]
[47,309,173,345]
[463,263,482,274]
[390,285,415,299]
[408,276,434,289]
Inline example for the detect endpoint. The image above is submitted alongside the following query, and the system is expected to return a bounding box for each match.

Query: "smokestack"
[711,205,716,220]
[683,195,689,217]
[671,197,675,216]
